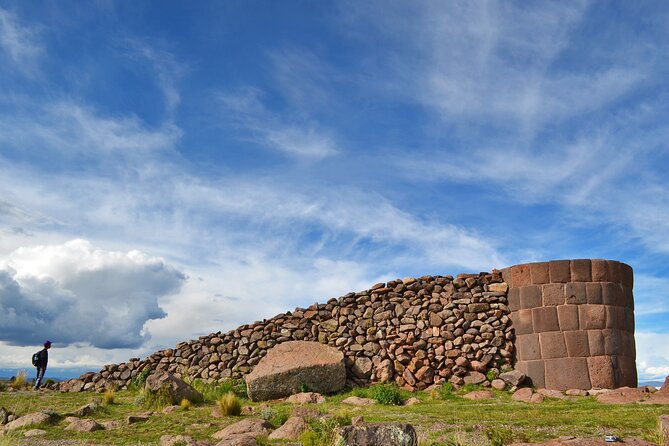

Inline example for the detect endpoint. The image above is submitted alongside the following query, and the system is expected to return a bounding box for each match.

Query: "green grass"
[0,386,666,445]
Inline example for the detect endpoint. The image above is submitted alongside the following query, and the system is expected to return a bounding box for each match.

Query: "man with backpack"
[32,340,51,390]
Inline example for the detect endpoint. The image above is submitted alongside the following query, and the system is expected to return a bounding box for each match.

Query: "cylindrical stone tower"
[502,259,636,390]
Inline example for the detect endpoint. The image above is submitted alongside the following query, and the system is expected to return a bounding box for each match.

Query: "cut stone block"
[620,263,634,288]
[511,264,531,288]
[517,334,541,361]
[587,355,615,389]
[544,358,591,390]
[511,309,533,335]
[587,330,606,356]
[602,329,623,356]
[530,262,550,285]
[539,332,567,359]
[591,259,609,282]
[549,260,571,283]
[557,305,580,331]
[533,306,560,332]
[570,259,592,282]
[565,282,586,304]
[605,306,623,330]
[579,305,606,330]
[508,287,521,311]
[616,355,638,387]
[602,282,623,307]
[524,360,546,389]
[586,282,602,304]
[621,285,634,309]
[542,283,565,306]
[564,331,590,357]
[520,285,542,309]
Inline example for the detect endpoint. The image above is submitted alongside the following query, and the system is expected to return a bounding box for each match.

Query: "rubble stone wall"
[62,272,514,392]
[502,259,636,390]
[61,259,636,393]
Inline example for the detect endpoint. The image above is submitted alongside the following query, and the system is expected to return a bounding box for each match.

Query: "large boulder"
[334,423,418,446]
[4,412,52,431]
[212,418,273,444]
[145,371,203,405]
[246,341,346,401]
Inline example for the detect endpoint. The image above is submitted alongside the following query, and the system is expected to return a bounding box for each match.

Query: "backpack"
[32,351,41,367]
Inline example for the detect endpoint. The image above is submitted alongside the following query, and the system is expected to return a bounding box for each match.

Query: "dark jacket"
[37,348,48,369]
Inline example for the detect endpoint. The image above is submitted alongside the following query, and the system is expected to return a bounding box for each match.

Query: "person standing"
[34,340,51,390]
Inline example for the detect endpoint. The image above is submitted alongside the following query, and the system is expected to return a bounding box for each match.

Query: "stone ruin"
[60,259,636,393]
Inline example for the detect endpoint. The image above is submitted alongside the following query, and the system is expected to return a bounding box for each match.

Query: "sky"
[0,1,668,382]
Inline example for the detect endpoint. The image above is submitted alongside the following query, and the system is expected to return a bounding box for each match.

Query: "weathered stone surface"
[268,416,307,440]
[463,390,493,400]
[342,396,375,406]
[23,429,47,437]
[463,371,486,385]
[212,418,273,442]
[334,423,418,446]
[285,392,325,404]
[64,419,104,432]
[510,437,657,446]
[73,402,99,417]
[500,370,526,387]
[537,389,568,400]
[491,379,506,390]
[596,387,652,404]
[160,435,207,446]
[512,387,534,402]
[246,341,345,401]
[4,412,52,431]
[127,414,150,424]
[145,371,203,405]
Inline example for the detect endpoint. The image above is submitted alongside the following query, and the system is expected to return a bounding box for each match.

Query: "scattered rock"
[101,420,122,430]
[334,423,418,446]
[23,429,47,437]
[510,437,658,445]
[160,434,208,446]
[127,414,150,424]
[512,388,534,403]
[73,401,99,417]
[491,379,506,390]
[342,396,375,406]
[352,416,365,426]
[268,416,307,440]
[4,412,52,431]
[530,393,545,404]
[463,371,487,385]
[65,419,104,432]
[500,370,526,387]
[163,405,180,414]
[0,407,11,425]
[596,387,652,404]
[286,392,325,404]
[404,397,421,406]
[537,389,568,400]
[246,341,346,401]
[145,371,204,405]
[565,389,588,397]
[463,390,493,400]
[212,418,273,442]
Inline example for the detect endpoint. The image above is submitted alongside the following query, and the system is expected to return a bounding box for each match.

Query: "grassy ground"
[0,383,667,445]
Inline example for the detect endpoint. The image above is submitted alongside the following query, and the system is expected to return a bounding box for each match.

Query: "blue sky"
[1,1,668,381]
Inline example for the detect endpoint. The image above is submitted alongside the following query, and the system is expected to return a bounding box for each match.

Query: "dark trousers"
[34,366,45,389]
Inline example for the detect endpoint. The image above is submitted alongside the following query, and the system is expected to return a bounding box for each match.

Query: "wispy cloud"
[119,39,186,117]
[218,87,339,159]
[0,100,181,159]
[0,7,42,75]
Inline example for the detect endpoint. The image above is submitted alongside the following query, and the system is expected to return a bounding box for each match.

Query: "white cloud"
[218,88,339,159]
[0,239,185,348]
[0,7,42,75]
[636,332,669,381]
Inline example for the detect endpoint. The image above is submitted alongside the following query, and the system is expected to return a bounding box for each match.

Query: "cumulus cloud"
[0,239,186,348]
[635,332,669,380]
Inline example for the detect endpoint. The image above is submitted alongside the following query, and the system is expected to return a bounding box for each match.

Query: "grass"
[0,384,667,445]
[217,392,242,416]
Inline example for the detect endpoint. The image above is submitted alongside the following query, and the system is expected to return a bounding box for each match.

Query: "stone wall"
[60,258,636,393]
[61,272,514,392]
[502,259,636,390]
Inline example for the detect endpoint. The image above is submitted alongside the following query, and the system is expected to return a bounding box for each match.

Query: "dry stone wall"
[60,258,637,393]
[62,272,514,392]
[502,259,636,390]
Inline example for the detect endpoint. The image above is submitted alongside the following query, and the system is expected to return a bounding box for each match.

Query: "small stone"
[23,429,47,437]
[512,387,534,403]
[268,416,308,440]
[463,390,493,400]
[404,397,420,406]
[565,389,589,397]
[499,370,526,387]
[342,396,375,406]
[65,419,104,432]
[286,392,325,404]
[491,379,506,390]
